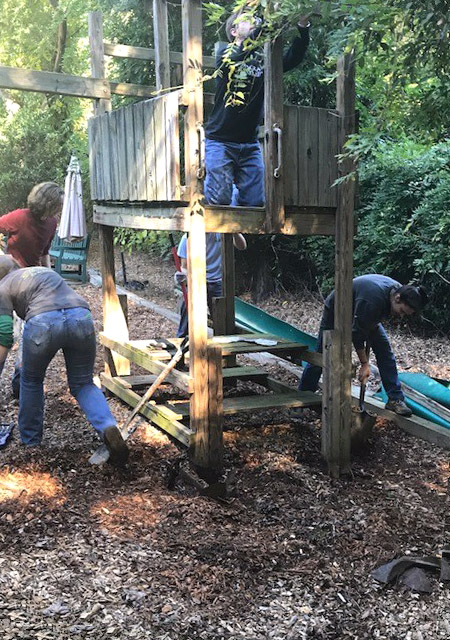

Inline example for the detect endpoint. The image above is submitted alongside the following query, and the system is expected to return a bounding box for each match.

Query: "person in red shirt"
[0,182,63,267]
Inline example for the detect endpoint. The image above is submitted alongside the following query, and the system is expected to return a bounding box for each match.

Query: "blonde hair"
[27,182,64,220]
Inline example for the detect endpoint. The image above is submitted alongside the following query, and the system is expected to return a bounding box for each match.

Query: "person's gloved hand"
[174,271,187,287]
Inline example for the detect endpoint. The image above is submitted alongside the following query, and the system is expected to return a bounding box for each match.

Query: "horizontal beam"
[93,204,336,236]
[110,81,156,98]
[0,65,156,100]
[104,42,216,69]
[356,387,450,451]
[0,65,110,99]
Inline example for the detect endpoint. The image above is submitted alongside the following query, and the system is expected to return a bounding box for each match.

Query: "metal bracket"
[273,123,282,179]
[196,122,205,179]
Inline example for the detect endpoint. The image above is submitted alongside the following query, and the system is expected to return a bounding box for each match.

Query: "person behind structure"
[175,231,247,338]
[204,7,310,207]
[299,274,429,417]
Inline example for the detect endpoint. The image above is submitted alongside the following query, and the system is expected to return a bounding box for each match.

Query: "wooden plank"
[283,105,299,206]
[100,373,192,447]
[133,101,147,200]
[88,12,111,114]
[333,52,356,476]
[124,104,138,201]
[103,42,215,69]
[109,82,156,98]
[154,96,168,200]
[321,330,342,478]
[221,366,268,380]
[117,108,129,200]
[108,110,120,201]
[87,117,99,200]
[93,203,336,236]
[323,110,339,207]
[357,389,450,451]
[165,91,181,200]
[89,11,130,378]
[143,99,157,200]
[111,375,162,389]
[183,0,210,475]
[207,344,224,475]
[264,36,285,231]
[303,107,319,207]
[99,113,112,200]
[153,0,170,90]
[0,65,110,99]
[167,390,322,416]
[401,383,450,423]
[100,333,192,393]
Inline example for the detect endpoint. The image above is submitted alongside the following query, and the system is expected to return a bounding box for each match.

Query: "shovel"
[351,345,376,449]
[90,336,189,465]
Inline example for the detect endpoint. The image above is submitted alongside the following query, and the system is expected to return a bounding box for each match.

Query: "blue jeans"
[177,280,223,338]
[299,305,404,402]
[19,308,116,445]
[204,139,265,206]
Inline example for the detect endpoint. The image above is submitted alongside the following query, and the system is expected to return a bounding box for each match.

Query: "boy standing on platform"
[204,8,310,207]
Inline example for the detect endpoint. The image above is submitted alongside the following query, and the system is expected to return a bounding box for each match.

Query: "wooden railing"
[89,91,181,202]
[89,96,339,209]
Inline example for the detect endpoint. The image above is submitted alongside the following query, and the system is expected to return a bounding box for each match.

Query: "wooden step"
[165,390,321,417]
[100,373,193,446]
[100,333,192,393]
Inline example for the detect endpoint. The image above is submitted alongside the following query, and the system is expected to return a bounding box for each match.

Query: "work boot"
[103,426,129,466]
[385,399,412,417]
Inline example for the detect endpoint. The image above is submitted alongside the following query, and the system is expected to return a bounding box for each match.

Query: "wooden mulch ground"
[0,245,449,639]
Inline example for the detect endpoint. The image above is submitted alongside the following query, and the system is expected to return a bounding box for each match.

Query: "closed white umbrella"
[59,155,86,241]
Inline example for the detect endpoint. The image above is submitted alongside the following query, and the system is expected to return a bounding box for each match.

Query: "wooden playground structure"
[87,2,356,480]
[0,1,359,479]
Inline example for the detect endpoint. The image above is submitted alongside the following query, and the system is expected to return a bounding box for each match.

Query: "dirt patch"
[0,249,449,639]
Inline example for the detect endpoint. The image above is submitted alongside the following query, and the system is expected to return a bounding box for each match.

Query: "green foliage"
[114,228,174,258]
[354,141,450,331]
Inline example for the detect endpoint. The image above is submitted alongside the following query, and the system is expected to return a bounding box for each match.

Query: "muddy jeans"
[19,307,116,445]
[204,139,264,206]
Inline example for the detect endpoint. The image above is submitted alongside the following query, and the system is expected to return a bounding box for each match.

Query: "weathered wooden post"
[264,32,285,232]
[88,11,130,377]
[322,52,356,476]
[153,0,170,91]
[182,0,222,479]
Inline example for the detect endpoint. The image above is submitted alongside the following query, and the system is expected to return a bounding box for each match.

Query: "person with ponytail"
[299,274,429,416]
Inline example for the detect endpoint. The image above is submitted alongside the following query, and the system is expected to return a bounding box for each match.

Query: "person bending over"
[0,256,128,465]
[299,274,428,416]
[0,182,63,268]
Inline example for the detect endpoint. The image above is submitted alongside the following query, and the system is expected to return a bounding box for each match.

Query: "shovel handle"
[121,337,189,436]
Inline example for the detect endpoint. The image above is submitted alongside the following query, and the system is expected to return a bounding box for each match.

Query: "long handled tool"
[351,344,376,449]
[90,337,189,465]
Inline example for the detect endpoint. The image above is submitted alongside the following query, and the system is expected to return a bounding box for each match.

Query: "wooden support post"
[321,330,342,478]
[324,52,356,475]
[206,344,224,480]
[182,0,211,476]
[221,235,236,335]
[153,0,170,91]
[89,12,130,377]
[264,35,285,232]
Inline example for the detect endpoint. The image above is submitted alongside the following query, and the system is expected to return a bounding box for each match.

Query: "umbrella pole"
[120,251,127,285]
